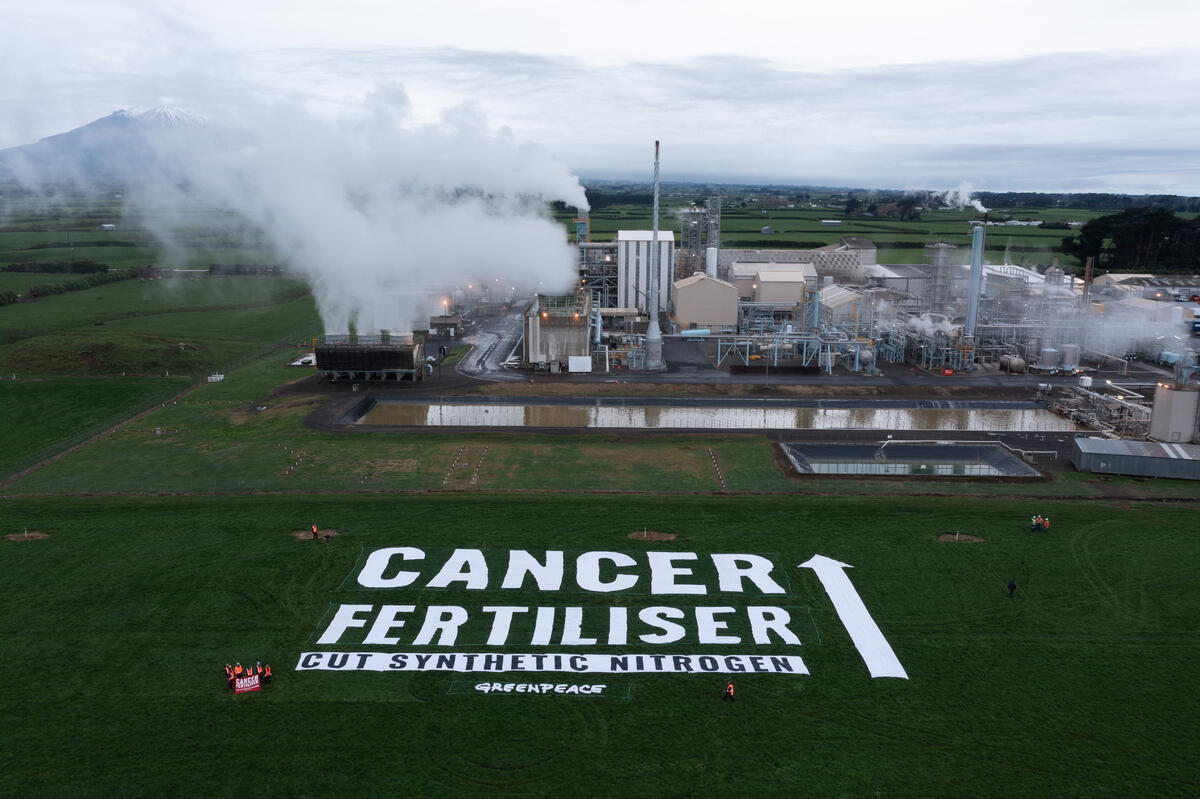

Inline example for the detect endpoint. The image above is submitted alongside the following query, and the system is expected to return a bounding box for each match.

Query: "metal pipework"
[965,225,985,344]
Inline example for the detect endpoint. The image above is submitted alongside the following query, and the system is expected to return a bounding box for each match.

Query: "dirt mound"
[938,533,983,543]
[628,530,676,542]
[291,528,340,540]
[6,530,50,541]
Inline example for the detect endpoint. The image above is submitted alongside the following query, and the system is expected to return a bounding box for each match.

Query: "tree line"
[1061,208,1200,272]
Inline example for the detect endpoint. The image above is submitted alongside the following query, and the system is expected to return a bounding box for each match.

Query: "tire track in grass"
[1069,522,1145,625]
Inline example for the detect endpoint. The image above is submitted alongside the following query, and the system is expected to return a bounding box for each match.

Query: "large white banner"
[296,651,808,675]
[300,546,908,680]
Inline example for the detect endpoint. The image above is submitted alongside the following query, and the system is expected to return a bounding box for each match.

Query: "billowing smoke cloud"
[179,87,587,334]
[8,84,590,336]
[905,312,961,339]
[939,181,988,214]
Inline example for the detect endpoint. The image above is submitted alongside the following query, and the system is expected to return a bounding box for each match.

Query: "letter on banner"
[711,554,787,594]
[647,552,706,595]
[411,606,470,645]
[357,548,425,588]
[501,550,564,591]
[427,549,488,590]
[799,555,908,679]
[317,605,374,645]
[637,606,686,643]
[576,552,638,592]
[695,607,741,644]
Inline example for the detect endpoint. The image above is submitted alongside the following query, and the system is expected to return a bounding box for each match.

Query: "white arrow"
[800,554,908,679]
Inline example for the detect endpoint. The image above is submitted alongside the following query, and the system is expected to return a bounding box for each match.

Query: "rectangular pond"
[781,442,1042,477]
[351,400,1077,433]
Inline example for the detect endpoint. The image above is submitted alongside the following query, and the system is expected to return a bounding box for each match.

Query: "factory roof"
[819,285,862,309]
[985,264,1045,283]
[1074,437,1200,460]
[1119,275,1200,288]
[1092,273,1151,288]
[673,273,735,290]
[865,263,928,280]
[756,270,810,283]
[732,261,818,280]
[616,230,676,242]
[839,237,876,249]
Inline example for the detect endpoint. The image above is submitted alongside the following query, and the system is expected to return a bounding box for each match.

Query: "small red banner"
[235,674,261,694]
[941,368,954,376]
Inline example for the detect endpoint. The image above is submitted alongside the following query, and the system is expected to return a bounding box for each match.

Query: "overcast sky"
[4,0,1200,193]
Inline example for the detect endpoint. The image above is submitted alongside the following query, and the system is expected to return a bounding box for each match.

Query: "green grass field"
[2,493,1197,796]
[3,195,1198,796]
[0,376,191,480]
[571,204,1084,267]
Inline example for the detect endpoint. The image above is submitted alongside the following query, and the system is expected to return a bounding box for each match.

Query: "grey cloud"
[257,46,1198,192]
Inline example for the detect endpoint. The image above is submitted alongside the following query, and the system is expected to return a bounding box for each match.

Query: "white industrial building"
[673,274,737,330]
[819,285,864,325]
[754,270,810,306]
[522,292,592,372]
[616,230,675,313]
[731,261,817,298]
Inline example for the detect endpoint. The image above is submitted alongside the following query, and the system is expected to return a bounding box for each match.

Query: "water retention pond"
[349,398,1078,433]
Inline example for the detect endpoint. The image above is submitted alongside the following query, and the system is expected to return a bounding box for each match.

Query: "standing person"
[225,664,234,689]
[1008,579,1017,599]
[722,681,735,702]
[264,664,272,685]
[1044,518,1050,532]
[311,524,319,540]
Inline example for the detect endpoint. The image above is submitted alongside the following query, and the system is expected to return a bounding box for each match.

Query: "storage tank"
[1079,375,1093,388]
[999,354,1012,371]
[858,349,875,367]
[1061,343,1080,370]
[1150,384,1200,443]
[705,247,718,278]
[1040,347,1061,368]
[1008,356,1026,373]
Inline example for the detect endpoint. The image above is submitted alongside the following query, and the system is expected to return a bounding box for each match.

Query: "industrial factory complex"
[312,152,1200,483]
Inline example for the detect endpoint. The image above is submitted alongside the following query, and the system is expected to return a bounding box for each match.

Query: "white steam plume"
[939,181,988,215]
[905,312,961,339]
[104,86,589,335]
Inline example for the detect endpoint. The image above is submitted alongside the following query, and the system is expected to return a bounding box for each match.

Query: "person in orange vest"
[263,664,272,685]
[225,664,234,689]
[256,662,264,679]
[1044,517,1050,531]
[722,681,735,702]
[234,662,244,678]
[311,524,319,540]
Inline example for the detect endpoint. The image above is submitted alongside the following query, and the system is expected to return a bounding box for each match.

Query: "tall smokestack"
[965,225,985,344]
[645,140,665,371]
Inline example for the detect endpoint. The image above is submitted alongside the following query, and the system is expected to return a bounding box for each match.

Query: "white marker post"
[799,554,908,679]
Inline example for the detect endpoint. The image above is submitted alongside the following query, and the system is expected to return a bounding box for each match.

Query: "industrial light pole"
[645,140,666,371]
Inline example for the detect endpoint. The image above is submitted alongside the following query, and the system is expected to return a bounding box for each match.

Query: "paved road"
[455,307,526,382]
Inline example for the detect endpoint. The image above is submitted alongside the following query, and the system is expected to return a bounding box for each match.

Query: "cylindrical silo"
[1040,347,1061,368]
[1061,343,1080,370]
[705,247,718,278]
